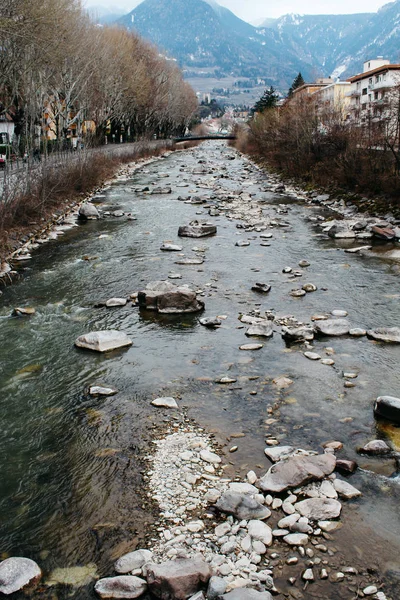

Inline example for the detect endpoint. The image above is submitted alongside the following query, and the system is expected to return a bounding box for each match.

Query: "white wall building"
[346,58,400,124]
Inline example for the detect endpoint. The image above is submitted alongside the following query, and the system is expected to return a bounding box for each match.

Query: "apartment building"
[311,81,351,119]
[346,58,400,124]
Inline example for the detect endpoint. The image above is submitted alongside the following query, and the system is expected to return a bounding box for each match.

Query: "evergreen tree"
[253,86,279,113]
[288,72,305,97]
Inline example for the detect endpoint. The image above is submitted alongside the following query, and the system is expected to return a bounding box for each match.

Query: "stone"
[46,565,97,587]
[75,331,132,353]
[215,492,271,520]
[283,533,309,546]
[315,319,350,336]
[178,222,217,238]
[246,323,273,338]
[89,385,118,397]
[94,576,147,598]
[371,226,395,240]
[290,289,306,297]
[199,318,221,328]
[207,576,227,600]
[79,203,100,219]
[160,243,183,252]
[200,450,221,464]
[247,520,273,546]
[302,569,314,582]
[215,377,237,384]
[303,283,317,292]
[229,482,258,495]
[327,225,355,239]
[367,327,400,343]
[151,397,178,409]
[138,281,204,314]
[12,307,36,317]
[374,396,400,423]
[304,352,321,361]
[298,260,310,267]
[239,344,263,351]
[0,557,41,595]
[115,550,153,574]
[294,498,342,520]
[335,459,357,474]
[331,310,348,317]
[251,283,271,294]
[260,453,336,493]
[321,359,335,366]
[349,328,366,337]
[146,558,211,600]
[360,440,390,455]
[333,479,361,499]
[222,591,272,600]
[106,298,127,308]
[363,586,378,596]
[235,241,250,247]
[281,326,314,342]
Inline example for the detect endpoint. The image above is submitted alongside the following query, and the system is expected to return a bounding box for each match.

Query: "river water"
[0,142,399,598]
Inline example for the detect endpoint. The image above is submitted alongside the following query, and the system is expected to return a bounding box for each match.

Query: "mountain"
[117,0,400,90]
[87,5,126,24]
[118,0,313,86]
[259,1,400,79]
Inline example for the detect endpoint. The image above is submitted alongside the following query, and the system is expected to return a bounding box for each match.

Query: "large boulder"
[138,281,204,314]
[178,222,217,238]
[94,575,147,598]
[0,557,41,595]
[215,492,271,520]
[314,319,350,336]
[75,331,132,353]
[259,453,336,493]
[367,328,400,343]
[146,558,211,600]
[374,396,400,423]
[79,203,100,220]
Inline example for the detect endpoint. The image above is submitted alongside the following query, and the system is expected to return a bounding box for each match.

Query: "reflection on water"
[0,143,400,597]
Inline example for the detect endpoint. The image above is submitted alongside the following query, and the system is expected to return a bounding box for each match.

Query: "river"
[0,142,399,599]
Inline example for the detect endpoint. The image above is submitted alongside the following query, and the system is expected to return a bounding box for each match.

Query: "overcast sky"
[85,0,388,21]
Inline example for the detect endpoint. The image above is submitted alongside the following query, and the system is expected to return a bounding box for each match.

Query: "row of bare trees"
[0,0,198,153]
[242,87,400,198]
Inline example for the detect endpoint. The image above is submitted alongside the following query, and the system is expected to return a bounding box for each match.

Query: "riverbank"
[0,141,399,599]
[0,141,177,281]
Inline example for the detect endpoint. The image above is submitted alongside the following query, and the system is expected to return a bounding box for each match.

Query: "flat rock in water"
[0,557,41,595]
[12,307,36,317]
[199,317,221,328]
[94,575,147,598]
[260,453,336,493]
[251,283,271,294]
[333,479,361,499]
[315,319,350,336]
[367,327,400,343]
[294,498,342,520]
[264,446,298,462]
[304,352,321,361]
[200,450,221,464]
[283,533,309,546]
[160,243,183,252]
[106,298,127,307]
[215,491,271,520]
[374,396,400,423]
[178,222,217,238]
[146,559,211,600]
[89,385,118,397]
[222,590,272,600]
[151,397,178,409]
[281,326,314,341]
[235,240,250,247]
[115,550,153,574]
[239,344,263,351]
[290,289,306,297]
[371,225,395,240]
[75,331,132,353]
[246,323,273,338]
[174,258,204,265]
[349,328,366,337]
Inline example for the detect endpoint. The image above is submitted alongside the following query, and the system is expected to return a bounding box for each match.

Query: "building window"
[362,88,367,95]
[375,75,379,83]
[357,81,361,89]
[374,91,378,100]
[361,103,367,110]
[369,78,373,85]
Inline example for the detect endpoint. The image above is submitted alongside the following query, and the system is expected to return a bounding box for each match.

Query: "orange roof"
[347,64,400,83]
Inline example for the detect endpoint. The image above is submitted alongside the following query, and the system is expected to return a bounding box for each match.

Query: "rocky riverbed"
[0,142,399,599]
